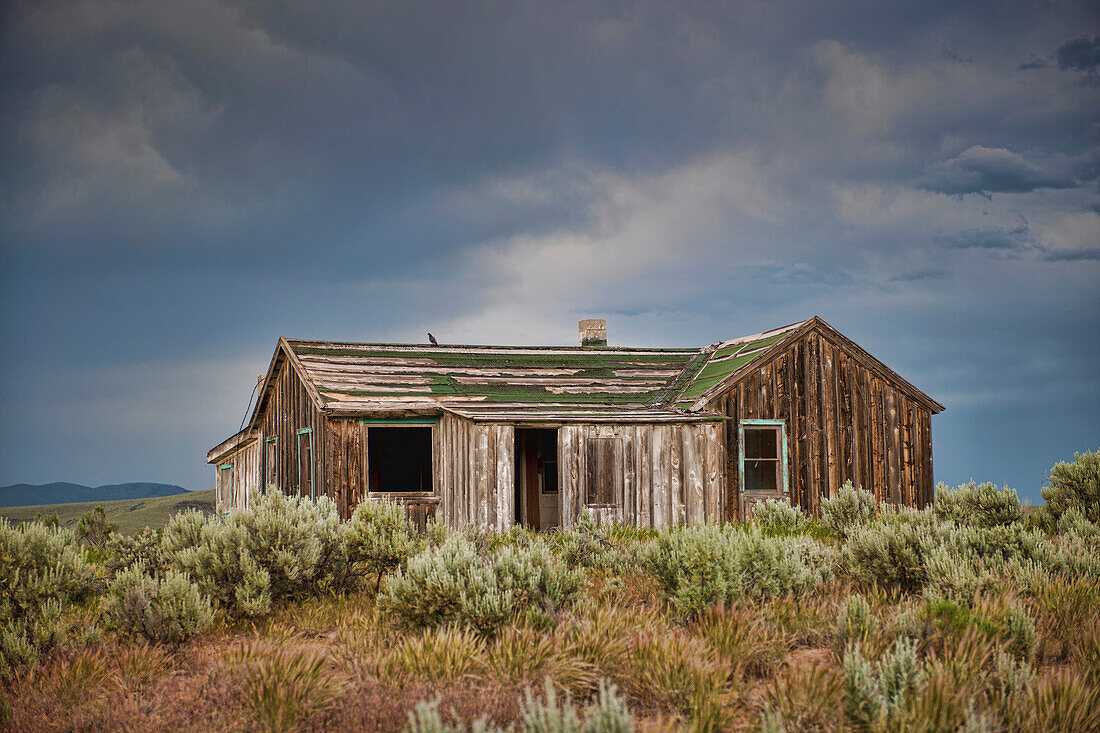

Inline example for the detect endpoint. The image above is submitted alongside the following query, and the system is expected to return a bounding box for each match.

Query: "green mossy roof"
[287,324,805,412]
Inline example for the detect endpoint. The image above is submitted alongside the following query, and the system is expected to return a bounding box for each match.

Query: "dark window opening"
[368,427,433,493]
[537,430,558,494]
[743,424,783,491]
[585,437,620,506]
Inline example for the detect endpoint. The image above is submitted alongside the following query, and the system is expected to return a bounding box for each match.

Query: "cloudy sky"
[1,0,1097,501]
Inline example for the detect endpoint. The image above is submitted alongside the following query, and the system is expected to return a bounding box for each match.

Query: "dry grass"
[5,533,1098,733]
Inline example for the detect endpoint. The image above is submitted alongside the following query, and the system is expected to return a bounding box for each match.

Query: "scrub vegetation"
[1,450,1098,731]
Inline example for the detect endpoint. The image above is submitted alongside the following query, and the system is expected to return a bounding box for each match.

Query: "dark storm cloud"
[1040,247,1100,261]
[1056,36,1100,72]
[1,0,1098,499]
[921,146,1076,196]
[935,224,1035,252]
[1017,58,1048,71]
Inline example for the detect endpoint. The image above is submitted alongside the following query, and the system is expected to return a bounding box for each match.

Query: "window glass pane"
[745,459,778,490]
[368,427,433,492]
[744,427,778,459]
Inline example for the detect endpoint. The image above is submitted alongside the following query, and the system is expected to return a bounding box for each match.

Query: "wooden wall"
[258,356,326,503]
[437,414,514,532]
[558,423,724,528]
[712,329,934,518]
[214,438,260,513]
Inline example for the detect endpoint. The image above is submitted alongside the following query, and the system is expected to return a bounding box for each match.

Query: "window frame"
[360,419,437,497]
[297,428,314,500]
[218,462,233,514]
[738,419,789,496]
[263,436,277,493]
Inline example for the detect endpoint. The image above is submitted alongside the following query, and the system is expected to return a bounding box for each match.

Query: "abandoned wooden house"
[207,317,943,529]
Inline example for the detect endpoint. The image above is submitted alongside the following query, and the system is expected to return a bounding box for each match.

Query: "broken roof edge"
[285,337,699,354]
[206,427,259,464]
[684,316,945,414]
[247,337,327,431]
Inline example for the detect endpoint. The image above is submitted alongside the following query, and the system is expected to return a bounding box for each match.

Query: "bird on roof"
[428,333,438,346]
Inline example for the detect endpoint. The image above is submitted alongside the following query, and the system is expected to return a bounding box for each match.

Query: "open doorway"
[514,428,559,529]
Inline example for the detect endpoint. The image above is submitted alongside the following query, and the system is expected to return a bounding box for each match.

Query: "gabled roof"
[244,316,943,428]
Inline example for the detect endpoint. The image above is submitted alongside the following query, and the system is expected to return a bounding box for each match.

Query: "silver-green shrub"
[842,637,923,729]
[405,698,506,733]
[645,524,834,615]
[521,678,634,733]
[106,526,168,578]
[843,521,931,592]
[934,481,1023,527]
[104,565,213,644]
[381,534,584,635]
[551,509,629,571]
[751,499,805,533]
[343,498,423,592]
[821,482,875,537]
[0,519,96,676]
[167,490,346,616]
[1041,449,1100,526]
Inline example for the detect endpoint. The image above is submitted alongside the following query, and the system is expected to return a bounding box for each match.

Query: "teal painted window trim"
[297,429,315,500]
[263,436,277,494]
[359,418,440,425]
[738,419,789,496]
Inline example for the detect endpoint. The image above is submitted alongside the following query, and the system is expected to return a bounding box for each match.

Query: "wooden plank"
[622,426,635,524]
[670,424,684,525]
[652,426,668,527]
[682,427,701,524]
[638,426,652,527]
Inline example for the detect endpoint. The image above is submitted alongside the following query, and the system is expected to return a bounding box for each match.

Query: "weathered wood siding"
[558,423,724,528]
[214,438,260,512]
[437,413,514,532]
[258,357,326,503]
[712,329,934,518]
[326,418,365,518]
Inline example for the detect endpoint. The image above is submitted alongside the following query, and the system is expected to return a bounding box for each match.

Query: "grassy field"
[0,489,214,534]
[2,453,1098,731]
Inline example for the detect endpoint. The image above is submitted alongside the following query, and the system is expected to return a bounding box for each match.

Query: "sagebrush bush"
[103,565,213,644]
[842,637,924,729]
[521,678,635,733]
[0,519,96,676]
[821,482,876,537]
[646,525,834,615]
[381,534,584,634]
[1041,448,1100,526]
[751,499,805,533]
[343,498,423,591]
[934,481,1023,527]
[552,509,629,571]
[105,526,168,578]
[168,490,348,616]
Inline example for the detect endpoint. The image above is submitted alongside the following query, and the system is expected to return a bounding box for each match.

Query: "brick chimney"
[579,318,607,347]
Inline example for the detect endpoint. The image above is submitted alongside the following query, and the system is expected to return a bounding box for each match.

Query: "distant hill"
[0,489,215,534]
[0,482,192,508]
